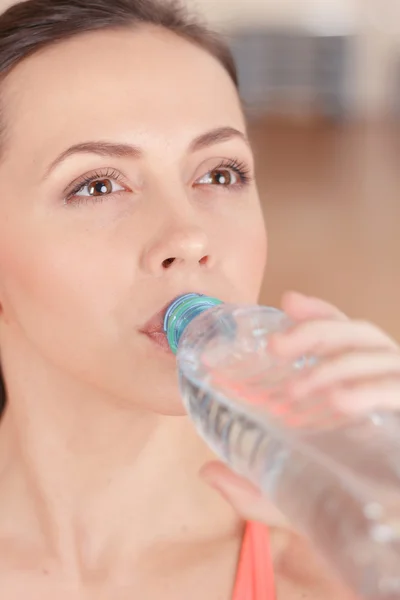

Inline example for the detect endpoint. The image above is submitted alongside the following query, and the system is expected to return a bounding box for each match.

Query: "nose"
[141,223,212,276]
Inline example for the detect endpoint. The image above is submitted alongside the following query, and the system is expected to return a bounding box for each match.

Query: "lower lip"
[144,331,173,354]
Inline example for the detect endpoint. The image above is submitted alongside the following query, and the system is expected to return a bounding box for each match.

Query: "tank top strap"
[232,522,276,600]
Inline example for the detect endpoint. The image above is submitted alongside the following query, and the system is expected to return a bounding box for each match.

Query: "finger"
[331,375,400,413]
[281,291,348,322]
[271,319,399,359]
[200,461,292,530]
[288,351,400,398]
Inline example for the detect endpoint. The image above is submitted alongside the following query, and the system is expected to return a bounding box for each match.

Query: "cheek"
[0,225,119,335]
[0,224,137,384]
[239,228,268,295]
[221,213,268,303]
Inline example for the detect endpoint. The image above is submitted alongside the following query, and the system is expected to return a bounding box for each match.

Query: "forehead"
[1,26,244,164]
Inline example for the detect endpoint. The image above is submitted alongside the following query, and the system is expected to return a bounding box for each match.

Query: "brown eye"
[209,169,236,185]
[87,179,113,196]
[65,169,131,205]
[71,176,126,200]
[196,165,243,188]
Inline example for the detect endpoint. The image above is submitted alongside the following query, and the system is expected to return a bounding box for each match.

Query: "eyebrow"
[44,141,142,179]
[189,126,249,152]
[43,126,249,178]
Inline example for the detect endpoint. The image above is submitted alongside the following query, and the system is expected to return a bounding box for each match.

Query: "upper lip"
[140,299,174,335]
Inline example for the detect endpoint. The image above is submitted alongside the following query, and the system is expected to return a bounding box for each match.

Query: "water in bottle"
[164,293,400,600]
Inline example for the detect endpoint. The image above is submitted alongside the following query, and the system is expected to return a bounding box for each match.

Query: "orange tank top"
[232,522,276,600]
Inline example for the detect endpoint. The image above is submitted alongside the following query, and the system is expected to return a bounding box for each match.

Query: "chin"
[146,380,189,417]
[110,372,187,417]
[133,393,188,417]
[84,342,189,415]
[152,402,188,417]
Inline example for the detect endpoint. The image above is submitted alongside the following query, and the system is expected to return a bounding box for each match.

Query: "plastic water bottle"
[164,293,400,600]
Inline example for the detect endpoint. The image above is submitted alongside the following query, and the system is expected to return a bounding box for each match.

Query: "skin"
[205,292,400,599]
[0,24,266,600]
[0,23,399,600]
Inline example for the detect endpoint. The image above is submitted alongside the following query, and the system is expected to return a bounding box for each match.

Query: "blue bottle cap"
[164,293,222,354]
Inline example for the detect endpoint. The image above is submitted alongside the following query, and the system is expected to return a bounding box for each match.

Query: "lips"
[144,330,171,351]
[139,298,177,353]
[141,306,168,336]
[140,292,214,353]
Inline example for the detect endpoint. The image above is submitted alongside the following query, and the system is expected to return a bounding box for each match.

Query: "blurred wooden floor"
[249,120,400,341]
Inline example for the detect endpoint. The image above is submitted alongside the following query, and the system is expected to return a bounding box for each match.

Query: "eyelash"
[64,168,128,204]
[208,158,252,188]
[64,159,253,205]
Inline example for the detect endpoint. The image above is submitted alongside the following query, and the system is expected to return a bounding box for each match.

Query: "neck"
[0,353,241,582]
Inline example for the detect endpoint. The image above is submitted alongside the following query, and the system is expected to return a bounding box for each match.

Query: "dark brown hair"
[0,0,239,415]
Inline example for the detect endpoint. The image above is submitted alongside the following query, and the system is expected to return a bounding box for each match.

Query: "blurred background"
[188,0,400,340]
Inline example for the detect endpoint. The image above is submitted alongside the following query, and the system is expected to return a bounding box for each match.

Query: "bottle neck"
[164,294,222,355]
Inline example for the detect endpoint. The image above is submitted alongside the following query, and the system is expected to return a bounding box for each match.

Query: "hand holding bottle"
[201,290,400,508]
[200,291,400,598]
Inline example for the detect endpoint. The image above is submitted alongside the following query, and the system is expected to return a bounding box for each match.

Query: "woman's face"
[0,26,267,414]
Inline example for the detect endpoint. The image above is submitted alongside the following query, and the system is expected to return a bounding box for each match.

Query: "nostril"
[162,257,176,269]
[161,255,209,269]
